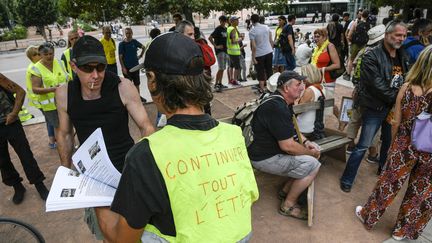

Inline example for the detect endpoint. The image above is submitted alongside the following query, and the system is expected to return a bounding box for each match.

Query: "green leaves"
[16,0,58,27]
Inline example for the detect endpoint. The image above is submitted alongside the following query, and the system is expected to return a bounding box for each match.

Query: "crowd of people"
[1,7,432,242]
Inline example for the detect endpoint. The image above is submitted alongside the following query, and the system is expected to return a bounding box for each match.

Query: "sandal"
[278,202,308,220]
[355,206,365,223]
[277,190,287,200]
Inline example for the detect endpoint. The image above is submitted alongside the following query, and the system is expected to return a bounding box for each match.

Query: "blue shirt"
[403,36,424,65]
[118,39,143,69]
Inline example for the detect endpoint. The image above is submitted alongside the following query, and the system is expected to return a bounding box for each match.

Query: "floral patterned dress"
[360,87,432,240]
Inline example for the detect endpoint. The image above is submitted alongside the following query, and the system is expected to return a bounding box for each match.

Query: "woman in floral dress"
[355,45,432,241]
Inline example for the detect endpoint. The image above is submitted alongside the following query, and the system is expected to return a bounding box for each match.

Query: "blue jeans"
[46,121,55,138]
[340,107,392,187]
[284,52,296,71]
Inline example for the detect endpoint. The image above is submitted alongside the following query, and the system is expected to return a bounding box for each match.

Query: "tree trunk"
[182,5,195,26]
[37,25,47,41]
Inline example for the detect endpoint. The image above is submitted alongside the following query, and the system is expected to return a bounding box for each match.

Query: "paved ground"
[2,81,432,243]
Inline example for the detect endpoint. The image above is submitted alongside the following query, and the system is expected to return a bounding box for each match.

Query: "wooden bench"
[220,98,351,227]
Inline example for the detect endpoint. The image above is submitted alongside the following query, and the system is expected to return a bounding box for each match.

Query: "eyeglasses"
[78,63,106,73]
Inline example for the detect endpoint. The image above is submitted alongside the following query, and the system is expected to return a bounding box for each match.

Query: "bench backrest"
[293,99,334,115]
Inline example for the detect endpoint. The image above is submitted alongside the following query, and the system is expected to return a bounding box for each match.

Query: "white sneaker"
[391,235,405,241]
[355,206,365,223]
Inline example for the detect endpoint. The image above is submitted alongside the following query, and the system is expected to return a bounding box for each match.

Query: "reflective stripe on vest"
[19,106,33,122]
[227,26,241,55]
[33,59,67,111]
[63,48,73,80]
[25,63,42,108]
[144,123,259,243]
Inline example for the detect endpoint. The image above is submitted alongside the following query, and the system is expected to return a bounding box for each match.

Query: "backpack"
[232,94,284,147]
[196,39,216,67]
[279,26,291,53]
[352,21,370,46]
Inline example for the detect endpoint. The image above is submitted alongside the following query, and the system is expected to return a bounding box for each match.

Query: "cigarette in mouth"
[91,83,94,89]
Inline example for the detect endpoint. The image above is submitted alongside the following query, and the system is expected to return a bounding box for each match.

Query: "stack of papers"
[46,128,121,212]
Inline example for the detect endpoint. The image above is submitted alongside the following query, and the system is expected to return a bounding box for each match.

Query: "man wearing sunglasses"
[55,35,155,240]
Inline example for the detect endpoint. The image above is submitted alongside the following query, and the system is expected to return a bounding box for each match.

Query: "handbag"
[411,100,432,153]
[327,46,345,79]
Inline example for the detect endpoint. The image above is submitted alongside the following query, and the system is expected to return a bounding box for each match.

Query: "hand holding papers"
[46,128,121,212]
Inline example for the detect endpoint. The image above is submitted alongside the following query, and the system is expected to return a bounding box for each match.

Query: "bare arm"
[278,138,320,158]
[298,88,315,104]
[95,207,144,243]
[31,75,57,94]
[55,84,75,168]
[0,73,25,125]
[347,21,356,42]
[391,83,407,143]
[250,39,257,64]
[269,30,274,48]
[118,78,155,137]
[324,43,340,71]
[288,35,295,55]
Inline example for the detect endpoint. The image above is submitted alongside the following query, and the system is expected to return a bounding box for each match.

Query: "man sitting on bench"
[248,71,321,220]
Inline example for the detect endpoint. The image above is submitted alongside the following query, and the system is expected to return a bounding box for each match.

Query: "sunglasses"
[78,63,106,73]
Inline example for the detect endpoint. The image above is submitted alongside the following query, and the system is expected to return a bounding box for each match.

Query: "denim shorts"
[272,47,288,67]
[216,52,230,70]
[252,154,320,179]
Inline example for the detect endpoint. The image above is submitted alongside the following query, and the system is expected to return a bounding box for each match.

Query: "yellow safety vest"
[63,48,73,80]
[144,122,259,243]
[30,59,68,111]
[227,26,241,56]
[25,63,41,109]
[18,106,33,122]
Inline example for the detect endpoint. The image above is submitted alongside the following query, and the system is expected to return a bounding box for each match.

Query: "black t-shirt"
[390,55,404,89]
[328,22,344,46]
[247,93,297,161]
[169,26,176,32]
[110,114,218,235]
[210,25,227,54]
[282,24,295,52]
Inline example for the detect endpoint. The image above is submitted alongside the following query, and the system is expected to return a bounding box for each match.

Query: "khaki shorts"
[252,154,320,179]
[350,43,364,61]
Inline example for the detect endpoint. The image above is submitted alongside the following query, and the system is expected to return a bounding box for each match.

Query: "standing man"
[61,30,80,80]
[227,16,242,86]
[282,15,297,71]
[56,36,155,240]
[340,21,409,192]
[118,27,146,101]
[0,73,49,204]
[209,15,230,92]
[94,32,259,243]
[341,12,351,63]
[346,10,370,81]
[100,26,118,74]
[169,13,183,31]
[249,14,273,93]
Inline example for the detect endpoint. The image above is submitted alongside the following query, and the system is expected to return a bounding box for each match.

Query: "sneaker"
[340,183,351,193]
[48,143,57,149]
[35,182,49,201]
[366,154,379,164]
[251,85,260,90]
[391,235,405,241]
[229,80,241,86]
[214,84,222,93]
[12,183,26,205]
[220,84,228,89]
[355,206,365,223]
[239,78,248,82]
[346,146,354,154]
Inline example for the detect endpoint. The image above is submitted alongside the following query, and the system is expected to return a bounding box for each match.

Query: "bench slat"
[315,135,344,145]
[319,137,352,153]
[293,99,335,114]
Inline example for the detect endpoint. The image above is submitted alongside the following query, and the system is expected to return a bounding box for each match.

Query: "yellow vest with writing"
[63,48,73,80]
[31,59,67,111]
[227,26,241,56]
[145,122,259,243]
[25,63,41,108]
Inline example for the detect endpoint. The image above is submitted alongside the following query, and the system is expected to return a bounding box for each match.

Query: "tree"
[16,0,58,40]
[58,0,124,23]
[368,0,432,20]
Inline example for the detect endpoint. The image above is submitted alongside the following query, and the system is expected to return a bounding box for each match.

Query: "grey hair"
[385,21,407,34]
[277,78,297,90]
[176,20,194,34]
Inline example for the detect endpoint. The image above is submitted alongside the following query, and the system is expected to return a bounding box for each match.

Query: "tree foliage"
[16,0,58,27]
[58,0,124,23]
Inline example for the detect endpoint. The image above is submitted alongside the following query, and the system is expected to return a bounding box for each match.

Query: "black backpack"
[352,21,370,46]
[279,26,291,53]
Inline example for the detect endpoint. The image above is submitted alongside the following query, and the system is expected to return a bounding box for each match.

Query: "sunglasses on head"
[78,63,106,73]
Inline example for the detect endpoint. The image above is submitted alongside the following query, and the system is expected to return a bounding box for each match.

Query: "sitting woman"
[297,64,326,140]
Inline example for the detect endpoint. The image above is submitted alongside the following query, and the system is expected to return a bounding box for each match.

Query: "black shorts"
[229,55,241,69]
[254,53,273,81]
[125,69,140,86]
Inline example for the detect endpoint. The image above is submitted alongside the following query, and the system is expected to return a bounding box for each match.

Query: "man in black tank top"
[55,36,155,240]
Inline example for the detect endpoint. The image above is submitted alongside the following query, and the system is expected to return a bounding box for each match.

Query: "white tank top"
[297,85,325,133]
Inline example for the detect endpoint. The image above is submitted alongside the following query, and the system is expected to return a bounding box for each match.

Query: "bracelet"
[303,139,309,145]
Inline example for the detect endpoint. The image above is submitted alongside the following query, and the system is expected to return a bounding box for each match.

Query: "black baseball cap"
[130,32,203,75]
[277,71,306,87]
[72,35,107,66]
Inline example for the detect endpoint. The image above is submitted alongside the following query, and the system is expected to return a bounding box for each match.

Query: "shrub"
[0,25,28,41]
